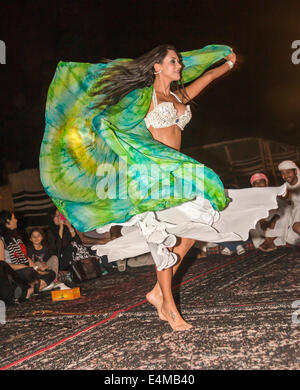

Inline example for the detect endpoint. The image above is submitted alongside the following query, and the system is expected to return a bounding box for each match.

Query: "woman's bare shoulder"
[174,88,190,104]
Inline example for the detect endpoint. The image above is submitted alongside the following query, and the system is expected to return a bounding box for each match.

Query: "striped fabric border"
[8,169,55,230]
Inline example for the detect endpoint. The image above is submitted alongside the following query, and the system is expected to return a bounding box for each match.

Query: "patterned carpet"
[0,246,299,370]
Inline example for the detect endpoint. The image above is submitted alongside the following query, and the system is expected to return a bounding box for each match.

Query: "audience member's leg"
[38,270,56,289]
[59,245,75,270]
[46,255,59,278]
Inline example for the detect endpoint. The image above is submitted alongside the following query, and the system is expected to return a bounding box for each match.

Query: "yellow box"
[51,287,81,301]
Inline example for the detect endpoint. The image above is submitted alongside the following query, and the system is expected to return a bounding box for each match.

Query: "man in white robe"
[261,160,300,248]
[274,160,300,246]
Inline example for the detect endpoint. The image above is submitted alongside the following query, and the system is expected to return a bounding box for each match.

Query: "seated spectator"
[0,261,33,304]
[195,173,272,257]
[47,209,83,271]
[250,170,296,251]
[0,210,56,293]
[275,160,300,246]
[27,228,59,278]
[250,172,269,188]
[48,209,111,276]
[249,173,279,252]
[27,228,69,288]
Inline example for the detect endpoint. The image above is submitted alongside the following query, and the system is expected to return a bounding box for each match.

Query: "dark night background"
[0,0,299,184]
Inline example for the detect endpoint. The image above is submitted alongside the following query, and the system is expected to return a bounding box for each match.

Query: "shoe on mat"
[221,247,233,256]
[117,259,126,272]
[40,281,55,292]
[54,282,70,290]
[236,245,246,255]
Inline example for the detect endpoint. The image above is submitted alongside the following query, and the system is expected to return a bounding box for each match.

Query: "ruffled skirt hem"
[92,184,287,271]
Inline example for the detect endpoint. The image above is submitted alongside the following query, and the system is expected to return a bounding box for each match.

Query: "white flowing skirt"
[92,185,287,271]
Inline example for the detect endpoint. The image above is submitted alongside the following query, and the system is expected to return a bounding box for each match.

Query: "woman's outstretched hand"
[225,49,237,65]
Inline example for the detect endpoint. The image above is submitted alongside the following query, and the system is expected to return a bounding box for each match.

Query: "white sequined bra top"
[144,89,192,131]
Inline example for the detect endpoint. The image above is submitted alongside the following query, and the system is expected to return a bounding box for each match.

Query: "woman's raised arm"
[182,51,237,102]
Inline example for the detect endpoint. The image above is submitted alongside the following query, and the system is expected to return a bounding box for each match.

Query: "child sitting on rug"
[27,227,69,289]
[27,227,59,279]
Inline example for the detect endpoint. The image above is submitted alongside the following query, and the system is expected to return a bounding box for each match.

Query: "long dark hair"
[47,209,59,234]
[89,44,189,109]
[0,210,17,245]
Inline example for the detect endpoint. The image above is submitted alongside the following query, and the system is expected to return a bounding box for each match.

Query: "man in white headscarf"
[278,160,300,187]
[276,160,300,245]
[263,160,300,248]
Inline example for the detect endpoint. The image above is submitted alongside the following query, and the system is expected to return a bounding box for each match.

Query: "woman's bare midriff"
[149,125,181,151]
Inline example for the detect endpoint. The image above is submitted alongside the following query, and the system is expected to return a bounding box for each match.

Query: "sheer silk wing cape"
[40,45,232,232]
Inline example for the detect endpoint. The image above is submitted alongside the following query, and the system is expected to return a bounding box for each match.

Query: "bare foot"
[146,290,167,321]
[259,239,277,252]
[26,286,34,300]
[161,303,193,331]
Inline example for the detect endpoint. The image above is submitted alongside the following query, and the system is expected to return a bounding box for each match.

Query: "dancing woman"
[40,44,285,331]
[96,45,236,330]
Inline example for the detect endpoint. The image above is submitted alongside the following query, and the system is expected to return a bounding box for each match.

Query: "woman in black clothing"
[47,209,110,275]
[47,209,83,271]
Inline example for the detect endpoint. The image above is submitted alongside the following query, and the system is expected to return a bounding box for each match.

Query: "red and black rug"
[0,246,299,370]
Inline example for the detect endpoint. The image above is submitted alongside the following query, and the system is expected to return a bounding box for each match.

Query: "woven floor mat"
[1,247,299,370]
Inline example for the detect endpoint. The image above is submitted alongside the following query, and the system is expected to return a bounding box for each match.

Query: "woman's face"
[5,213,18,230]
[53,210,61,226]
[156,50,182,81]
[30,231,43,246]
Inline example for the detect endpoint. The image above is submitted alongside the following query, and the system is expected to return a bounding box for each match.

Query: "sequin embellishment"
[144,90,192,131]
